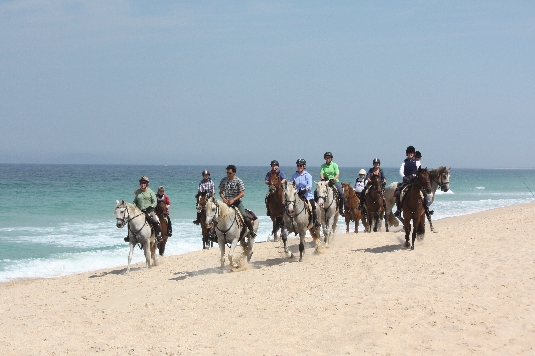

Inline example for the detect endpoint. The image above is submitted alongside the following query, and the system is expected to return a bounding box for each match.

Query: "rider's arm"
[333,163,339,181]
[399,162,405,178]
[229,190,244,205]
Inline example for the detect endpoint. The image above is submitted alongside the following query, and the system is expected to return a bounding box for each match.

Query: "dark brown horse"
[154,201,170,256]
[341,182,368,233]
[267,170,285,241]
[196,192,215,249]
[365,175,388,232]
[401,167,432,250]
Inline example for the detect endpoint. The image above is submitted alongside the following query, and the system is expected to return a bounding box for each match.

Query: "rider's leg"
[166,213,172,236]
[265,191,271,216]
[394,192,402,217]
[148,212,163,242]
[310,199,321,227]
[235,201,257,238]
[193,202,201,224]
[334,182,344,216]
[423,191,434,216]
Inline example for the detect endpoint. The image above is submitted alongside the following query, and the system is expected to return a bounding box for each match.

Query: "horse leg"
[427,213,436,232]
[373,213,379,232]
[281,226,293,258]
[404,219,411,249]
[145,241,152,268]
[218,238,226,267]
[298,232,306,262]
[247,236,254,262]
[126,242,135,273]
[411,225,417,250]
[228,238,240,268]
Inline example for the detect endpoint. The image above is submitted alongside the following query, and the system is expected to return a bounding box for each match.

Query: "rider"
[156,186,172,237]
[264,160,287,216]
[319,152,344,216]
[126,176,162,243]
[359,158,386,208]
[218,165,257,238]
[193,170,215,225]
[291,158,321,228]
[353,169,367,194]
[394,146,433,218]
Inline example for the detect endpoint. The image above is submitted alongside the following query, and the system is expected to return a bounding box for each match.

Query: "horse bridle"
[116,205,148,238]
[209,199,240,239]
[431,173,449,190]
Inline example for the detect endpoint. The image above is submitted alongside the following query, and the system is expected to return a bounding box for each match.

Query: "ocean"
[1,164,534,283]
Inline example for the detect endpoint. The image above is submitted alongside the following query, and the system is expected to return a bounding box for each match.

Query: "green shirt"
[133,187,157,211]
[320,162,340,183]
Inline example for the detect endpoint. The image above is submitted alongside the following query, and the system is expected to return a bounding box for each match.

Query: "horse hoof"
[405,241,410,248]
[411,246,414,250]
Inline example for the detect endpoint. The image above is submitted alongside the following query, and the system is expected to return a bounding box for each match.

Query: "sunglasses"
[226,172,234,175]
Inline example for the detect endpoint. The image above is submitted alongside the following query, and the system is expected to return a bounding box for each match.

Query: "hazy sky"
[1,1,534,168]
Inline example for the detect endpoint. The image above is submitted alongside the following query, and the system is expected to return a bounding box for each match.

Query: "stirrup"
[394,210,401,217]
[249,230,257,238]
[124,236,129,242]
[192,219,200,225]
[156,234,163,243]
[314,220,321,228]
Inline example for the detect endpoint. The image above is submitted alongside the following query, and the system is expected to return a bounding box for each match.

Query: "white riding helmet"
[359,169,366,175]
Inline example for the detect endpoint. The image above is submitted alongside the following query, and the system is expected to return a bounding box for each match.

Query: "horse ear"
[116,200,119,205]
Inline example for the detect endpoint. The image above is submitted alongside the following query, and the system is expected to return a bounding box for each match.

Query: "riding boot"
[154,223,163,243]
[244,218,257,238]
[313,210,321,228]
[193,212,201,225]
[166,214,173,237]
[265,194,271,216]
[339,199,345,217]
[394,194,402,217]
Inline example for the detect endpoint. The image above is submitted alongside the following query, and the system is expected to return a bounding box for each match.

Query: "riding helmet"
[406,145,416,154]
[359,169,366,175]
[202,170,210,176]
[415,151,422,158]
[296,158,306,166]
[270,160,279,166]
[139,176,149,184]
[324,151,333,158]
[373,158,381,164]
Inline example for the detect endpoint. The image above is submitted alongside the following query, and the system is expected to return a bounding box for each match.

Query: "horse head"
[417,167,432,194]
[196,191,209,213]
[204,196,219,226]
[315,180,329,208]
[438,166,451,192]
[341,182,354,205]
[370,175,383,195]
[268,170,282,194]
[155,200,166,215]
[114,200,129,228]
[284,181,297,214]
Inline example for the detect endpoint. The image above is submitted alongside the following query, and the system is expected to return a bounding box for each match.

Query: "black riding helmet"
[373,158,380,164]
[296,158,306,166]
[270,160,279,166]
[406,145,416,154]
[202,170,210,176]
[324,152,333,159]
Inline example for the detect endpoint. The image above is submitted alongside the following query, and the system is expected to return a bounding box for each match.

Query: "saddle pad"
[245,209,258,221]
[400,186,424,202]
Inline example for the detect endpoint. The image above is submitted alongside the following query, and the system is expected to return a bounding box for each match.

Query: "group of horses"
[113,166,450,272]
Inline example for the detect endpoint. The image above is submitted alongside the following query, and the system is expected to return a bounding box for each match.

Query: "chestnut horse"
[401,167,432,250]
[341,182,368,233]
[267,170,285,241]
[196,192,215,249]
[365,175,388,232]
[155,200,170,256]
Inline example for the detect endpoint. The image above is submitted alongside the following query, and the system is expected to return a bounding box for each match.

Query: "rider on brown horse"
[193,170,215,225]
[359,158,386,209]
[264,160,287,216]
[156,186,172,237]
[394,146,433,219]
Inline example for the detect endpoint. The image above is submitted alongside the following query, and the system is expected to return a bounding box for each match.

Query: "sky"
[1,1,534,168]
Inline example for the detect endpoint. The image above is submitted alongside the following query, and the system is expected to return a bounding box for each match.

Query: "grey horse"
[314,180,339,245]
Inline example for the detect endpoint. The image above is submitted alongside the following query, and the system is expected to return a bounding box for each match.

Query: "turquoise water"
[1,164,534,282]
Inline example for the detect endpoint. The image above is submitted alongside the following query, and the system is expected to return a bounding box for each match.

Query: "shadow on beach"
[88,267,143,278]
[353,244,404,254]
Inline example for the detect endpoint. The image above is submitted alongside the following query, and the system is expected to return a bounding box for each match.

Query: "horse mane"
[207,197,234,220]
[429,166,448,179]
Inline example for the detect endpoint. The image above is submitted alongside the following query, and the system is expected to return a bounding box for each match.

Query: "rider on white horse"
[264,160,287,216]
[291,158,321,228]
[319,152,345,216]
[218,165,257,238]
[125,176,162,243]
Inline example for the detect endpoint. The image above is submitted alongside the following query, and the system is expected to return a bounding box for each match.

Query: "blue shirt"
[290,170,314,200]
[366,167,386,182]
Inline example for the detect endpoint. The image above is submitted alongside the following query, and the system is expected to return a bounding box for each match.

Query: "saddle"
[229,206,258,241]
[399,184,424,203]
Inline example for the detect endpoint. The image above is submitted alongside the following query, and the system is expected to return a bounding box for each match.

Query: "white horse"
[314,180,339,245]
[281,182,322,262]
[204,197,258,269]
[385,166,451,231]
[114,200,157,273]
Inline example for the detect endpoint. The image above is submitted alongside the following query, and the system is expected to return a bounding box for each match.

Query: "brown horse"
[365,175,388,232]
[196,192,215,249]
[401,167,432,250]
[154,201,170,256]
[267,170,285,241]
[341,182,368,233]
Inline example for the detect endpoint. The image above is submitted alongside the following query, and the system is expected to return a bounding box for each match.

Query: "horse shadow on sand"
[353,243,404,254]
[89,266,144,278]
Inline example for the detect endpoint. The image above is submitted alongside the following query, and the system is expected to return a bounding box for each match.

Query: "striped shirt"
[218,176,245,201]
[198,178,215,195]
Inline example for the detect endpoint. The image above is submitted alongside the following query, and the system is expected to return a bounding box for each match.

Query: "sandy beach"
[1,203,534,355]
